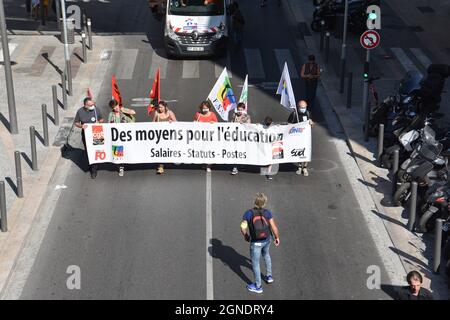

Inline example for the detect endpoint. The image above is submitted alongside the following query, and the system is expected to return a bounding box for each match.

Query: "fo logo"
[95,150,106,160]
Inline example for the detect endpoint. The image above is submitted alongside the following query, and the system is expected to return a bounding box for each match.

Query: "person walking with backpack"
[240,193,280,294]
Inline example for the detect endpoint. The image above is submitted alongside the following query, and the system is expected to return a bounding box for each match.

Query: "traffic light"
[363,61,369,80]
[366,5,381,30]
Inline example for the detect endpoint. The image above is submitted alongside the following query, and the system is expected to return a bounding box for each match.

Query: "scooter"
[417,183,450,233]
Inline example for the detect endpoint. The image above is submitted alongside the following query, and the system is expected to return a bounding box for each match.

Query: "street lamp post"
[60,0,73,96]
[0,0,19,134]
[339,0,349,93]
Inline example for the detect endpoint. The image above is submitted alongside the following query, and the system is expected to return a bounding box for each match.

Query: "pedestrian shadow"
[208,238,252,285]
[61,145,89,173]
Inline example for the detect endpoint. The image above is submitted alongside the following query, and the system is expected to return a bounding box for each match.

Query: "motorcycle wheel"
[393,182,411,206]
[417,209,437,233]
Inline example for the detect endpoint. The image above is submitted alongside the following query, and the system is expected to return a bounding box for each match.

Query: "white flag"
[239,75,248,111]
[207,67,237,121]
[276,62,296,110]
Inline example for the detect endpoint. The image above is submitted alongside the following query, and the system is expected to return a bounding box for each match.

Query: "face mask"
[202,109,209,113]
[235,111,242,116]
[265,122,272,127]
[88,105,95,111]
[300,108,306,113]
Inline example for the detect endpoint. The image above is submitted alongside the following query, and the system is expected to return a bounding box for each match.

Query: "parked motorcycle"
[417,183,450,233]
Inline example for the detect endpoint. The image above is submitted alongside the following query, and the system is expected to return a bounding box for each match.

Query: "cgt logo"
[289,127,305,135]
[291,148,306,157]
[95,150,106,160]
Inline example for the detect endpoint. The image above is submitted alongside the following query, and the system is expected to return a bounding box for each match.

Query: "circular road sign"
[360,30,380,50]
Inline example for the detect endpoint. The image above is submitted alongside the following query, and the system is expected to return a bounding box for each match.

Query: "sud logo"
[291,148,306,158]
[112,145,124,160]
[288,127,305,135]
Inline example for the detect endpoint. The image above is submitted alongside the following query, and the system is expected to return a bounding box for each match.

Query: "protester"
[260,116,277,180]
[74,97,104,179]
[194,101,218,172]
[107,99,136,177]
[230,102,251,175]
[397,271,434,300]
[287,100,314,176]
[300,54,321,108]
[240,193,280,294]
[152,101,177,174]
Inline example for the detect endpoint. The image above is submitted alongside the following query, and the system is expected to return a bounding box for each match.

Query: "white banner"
[84,122,312,165]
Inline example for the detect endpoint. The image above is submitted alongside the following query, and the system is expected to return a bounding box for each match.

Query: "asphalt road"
[19,0,393,299]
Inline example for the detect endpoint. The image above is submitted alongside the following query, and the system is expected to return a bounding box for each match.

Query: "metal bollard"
[30,126,38,171]
[52,85,59,126]
[377,124,384,163]
[320,20,325,52]
[14,151,23,198]
[325,32,330,63]
[0,181,7,232]
[82,32,87,63]
[41,104,49,146]
[346,72,352,109]
[87,19,93,50]
[407,181,418,231]
[433,219,444,274]
[391,149,399,196]
[61,71,68,110]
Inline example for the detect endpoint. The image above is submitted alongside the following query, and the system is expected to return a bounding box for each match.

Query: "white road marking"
[182,60,200,78]
[0,43,18,63]
[410,48,432,68]
[54,185,68,190]
[390,47,422,76]
[115,49,138,80]
[274,49,299,79]
[206,171,214,300]
[244,49,265,79]
[149,51,168,79]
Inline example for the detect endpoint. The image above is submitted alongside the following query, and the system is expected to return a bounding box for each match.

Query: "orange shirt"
[194,112,218,122]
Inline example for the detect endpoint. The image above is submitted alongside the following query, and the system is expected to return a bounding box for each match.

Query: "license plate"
[187,47,204,52]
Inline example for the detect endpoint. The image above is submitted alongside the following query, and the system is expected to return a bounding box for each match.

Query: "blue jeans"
[250,239,272,288]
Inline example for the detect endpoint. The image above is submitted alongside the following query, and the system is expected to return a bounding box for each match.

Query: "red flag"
[148,67,160,115]
[87,88,93,99]
[112,74,123,107]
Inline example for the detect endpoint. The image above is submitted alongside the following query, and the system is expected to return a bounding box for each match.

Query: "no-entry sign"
[360,30,380,49]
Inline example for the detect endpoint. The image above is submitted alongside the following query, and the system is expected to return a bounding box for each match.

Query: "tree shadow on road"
[208,238,252,285]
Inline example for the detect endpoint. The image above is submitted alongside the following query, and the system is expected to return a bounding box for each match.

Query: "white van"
[164,0,229,57]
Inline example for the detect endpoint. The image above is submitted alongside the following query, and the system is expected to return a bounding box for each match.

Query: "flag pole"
[295,107,301,123]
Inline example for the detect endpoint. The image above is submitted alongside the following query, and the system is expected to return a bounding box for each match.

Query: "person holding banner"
[194,101,218,172]
[288,100,314,176]
[152,101,177,174]
[75,97,104,179]
[108,99,136,177]
[230,102,251,175]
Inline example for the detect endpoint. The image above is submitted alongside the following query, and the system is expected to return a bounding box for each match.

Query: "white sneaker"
[303,168,309,176]
[206,167,212,173]
[296,168,302,175]
[231,167,238,175]
[118,166,124,177]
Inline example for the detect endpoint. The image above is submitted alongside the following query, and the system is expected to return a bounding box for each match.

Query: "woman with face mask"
[230,103,251,175]
[194,101,218,172]
[152,101,177,174]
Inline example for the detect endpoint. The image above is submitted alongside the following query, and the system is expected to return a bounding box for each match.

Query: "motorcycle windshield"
[421,125,436,144]
[411,161,434,179]
[418,142,443,162]
[399,70,423,95]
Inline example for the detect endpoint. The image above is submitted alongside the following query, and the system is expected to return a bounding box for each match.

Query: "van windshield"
[169,0,225,16]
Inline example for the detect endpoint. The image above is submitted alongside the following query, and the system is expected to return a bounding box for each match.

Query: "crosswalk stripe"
[215,53,232,78]
[390,47,422,76]
[115,49,139,80]
[149,50,168,79]
[410,48,432,69]
[0,43,18,63]
[244,49,265,79]
[274,49,299,79]
[182,60,200,78]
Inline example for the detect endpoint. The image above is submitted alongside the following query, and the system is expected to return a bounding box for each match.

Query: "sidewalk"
[284,0,450,298]
[0,33,115,296]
